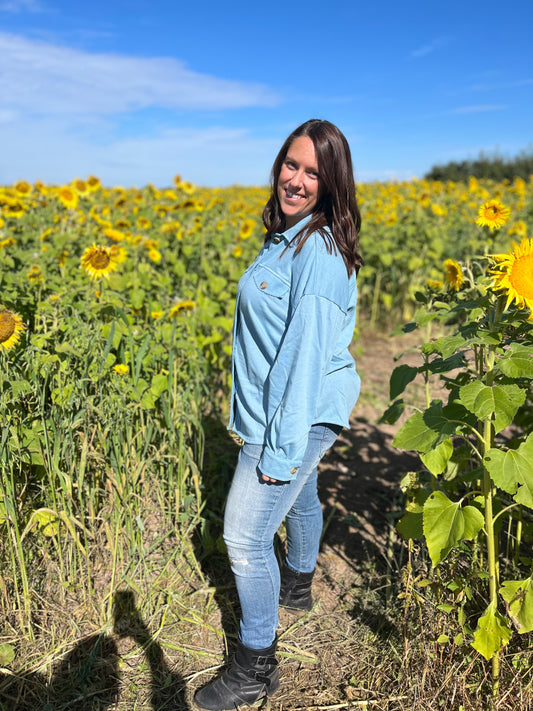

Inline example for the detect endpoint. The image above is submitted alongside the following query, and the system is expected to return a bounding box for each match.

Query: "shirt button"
[290,467,298,474]
[273,236,281,244]
[260,281,267,289]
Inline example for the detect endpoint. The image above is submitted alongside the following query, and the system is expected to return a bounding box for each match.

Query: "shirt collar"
[271,213,313,247]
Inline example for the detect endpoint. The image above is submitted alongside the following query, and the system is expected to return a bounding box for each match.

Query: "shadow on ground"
[318,416,419,569]
[0,590,190,711]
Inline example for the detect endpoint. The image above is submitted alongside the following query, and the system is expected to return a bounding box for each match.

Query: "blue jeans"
[223,423,341,650]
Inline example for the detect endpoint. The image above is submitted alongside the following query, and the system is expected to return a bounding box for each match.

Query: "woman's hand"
[261,473,278,483]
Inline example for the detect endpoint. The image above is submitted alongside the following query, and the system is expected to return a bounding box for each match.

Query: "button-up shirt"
[229,214,360,481]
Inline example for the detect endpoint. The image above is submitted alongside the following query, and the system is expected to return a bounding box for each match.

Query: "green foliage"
[424,147,533,182]
[386,251,533,697]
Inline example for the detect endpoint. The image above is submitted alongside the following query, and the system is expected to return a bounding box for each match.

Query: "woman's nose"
[289,169,304,187]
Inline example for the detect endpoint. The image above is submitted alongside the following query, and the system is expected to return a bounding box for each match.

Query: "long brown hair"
[262,119,363,276]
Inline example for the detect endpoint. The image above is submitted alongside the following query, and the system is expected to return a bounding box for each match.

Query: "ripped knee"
[227,552,250,574]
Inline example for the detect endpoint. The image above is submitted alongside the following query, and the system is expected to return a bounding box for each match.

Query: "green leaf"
[471,602,513,660]
[150,373,168,397]
[420,439,453,475]
[437,634,449,644]
[0,643,15,665]
[423,491,464,566]
[130,288,145,310]
[397,510,424,540]
[140,390,156,409]
[394,401,460,454]
[426,352,466,375]
[499,577,533,633]
[484,433,533,508]
[397,487,428,540]
[497,343,533,378]
[389,364,418,400]
[426,334,468,360]
[459,381,526,433]
[393,411,438,453]
[462,505,485,540]
[379,399,405,425]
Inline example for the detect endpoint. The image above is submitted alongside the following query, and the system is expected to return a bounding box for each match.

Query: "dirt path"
[317,330,421,583]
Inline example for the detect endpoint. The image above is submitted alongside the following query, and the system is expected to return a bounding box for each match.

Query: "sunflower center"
[91,251,111,269]
[0,312,16,342]
[510,254,533,299]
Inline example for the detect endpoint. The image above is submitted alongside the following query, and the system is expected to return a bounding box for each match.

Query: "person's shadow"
[0,589,190,710]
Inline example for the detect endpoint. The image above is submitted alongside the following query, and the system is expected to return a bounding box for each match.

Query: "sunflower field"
[0,173,532,708]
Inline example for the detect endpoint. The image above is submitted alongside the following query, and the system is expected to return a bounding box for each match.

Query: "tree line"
[424,147,533,181]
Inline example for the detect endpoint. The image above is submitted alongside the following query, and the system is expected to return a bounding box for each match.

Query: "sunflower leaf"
[423,491,464,566]
[483,433,533,507]
[499,577,533,633]
[420,438,453,475]
[389,364,419,400]
[497,343,533,378]
[459,382,526,433]
[471,602,513,660]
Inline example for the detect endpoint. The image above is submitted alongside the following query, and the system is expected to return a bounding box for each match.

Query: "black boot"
[279,562,314,611]
[193,638,279,711]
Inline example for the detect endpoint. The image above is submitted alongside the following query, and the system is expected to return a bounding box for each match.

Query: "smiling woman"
[277,136,321,228]
[194,119,363,711]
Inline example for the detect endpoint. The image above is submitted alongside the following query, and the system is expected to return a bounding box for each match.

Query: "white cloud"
[449,105,506,114]
[0,118,280,186]
[411,36,451,58]
[0,32,281,116]
[0,0,42,12]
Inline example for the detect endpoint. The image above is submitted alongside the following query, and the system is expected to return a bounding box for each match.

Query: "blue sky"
[1,0,532,187]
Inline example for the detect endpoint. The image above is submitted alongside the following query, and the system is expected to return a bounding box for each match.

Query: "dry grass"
[1,331,532,711]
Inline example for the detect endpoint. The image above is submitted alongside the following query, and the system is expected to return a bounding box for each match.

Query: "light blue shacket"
[228,214,360,481]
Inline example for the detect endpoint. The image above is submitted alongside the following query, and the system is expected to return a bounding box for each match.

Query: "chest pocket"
[253,267,290,299]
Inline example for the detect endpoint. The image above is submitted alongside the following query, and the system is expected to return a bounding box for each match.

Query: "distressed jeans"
[223,423,341,650]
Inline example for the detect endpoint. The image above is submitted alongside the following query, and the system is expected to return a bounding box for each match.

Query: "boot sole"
[192,691,271,711]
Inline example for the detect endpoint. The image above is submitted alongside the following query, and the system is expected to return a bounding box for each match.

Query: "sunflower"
[136,216,152,230]
[233,246,243,258]
[2,200,25,219]
[109,245,127,264]
[427,279,443,290]
[476,199,511,231]
[72,178,89,195]
[148,248,162,263]
[104,228,126,243]
[169,300,195,317]
[27,265,43,282]
[443,259,464,291]
[239,219,256,240]
[0,310,25,351]
[14,180,32,197]
[87,175,102,192]
[490,237,533,315]
[508,221,528,238]
[80,244,120,279]
[57,250,69,267]
[58,186,79,210]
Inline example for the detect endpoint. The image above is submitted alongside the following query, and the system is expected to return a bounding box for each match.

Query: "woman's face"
[277,136,321,229]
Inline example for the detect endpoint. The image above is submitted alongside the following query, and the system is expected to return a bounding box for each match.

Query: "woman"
[194,119,363,711]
